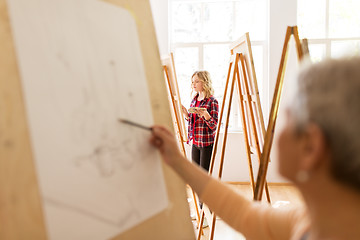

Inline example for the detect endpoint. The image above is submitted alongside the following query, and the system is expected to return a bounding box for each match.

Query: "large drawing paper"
[7,0,168,239]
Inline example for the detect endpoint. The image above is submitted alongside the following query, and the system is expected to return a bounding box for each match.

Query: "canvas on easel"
[0,0,194,239]
[229,33,271,202]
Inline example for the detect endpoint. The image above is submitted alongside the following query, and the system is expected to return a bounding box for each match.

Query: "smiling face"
[191,75,204,93]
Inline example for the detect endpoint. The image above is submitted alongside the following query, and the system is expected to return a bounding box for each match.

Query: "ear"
[299,123,328,171]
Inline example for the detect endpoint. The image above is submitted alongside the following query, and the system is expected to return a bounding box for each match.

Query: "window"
[298,0,360,62]
[170,0,267,131]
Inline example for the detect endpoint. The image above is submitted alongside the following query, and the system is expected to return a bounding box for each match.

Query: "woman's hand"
[197,108,211,121]
[181,105,189,119]
[150,125,184,167]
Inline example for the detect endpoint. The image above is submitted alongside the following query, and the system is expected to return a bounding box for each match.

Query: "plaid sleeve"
[204,98,219,131]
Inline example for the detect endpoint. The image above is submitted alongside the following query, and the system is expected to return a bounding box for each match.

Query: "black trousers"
[192,144,213,209]
[191,144,213,172]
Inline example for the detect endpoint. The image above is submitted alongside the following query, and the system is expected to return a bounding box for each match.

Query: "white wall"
[149,0,169,56]
[267,0,299,183]
[184,132,286,183]
[268,0,298,96]
[150,0,300,183]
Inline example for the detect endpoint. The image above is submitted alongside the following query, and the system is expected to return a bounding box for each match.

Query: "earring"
[296,170,310,183]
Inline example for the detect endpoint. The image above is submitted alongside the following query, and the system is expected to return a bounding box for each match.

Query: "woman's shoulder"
[207,95,218,103]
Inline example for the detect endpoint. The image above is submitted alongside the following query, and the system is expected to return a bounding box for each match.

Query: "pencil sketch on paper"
[7,0,169,239]
[72,113,149,177]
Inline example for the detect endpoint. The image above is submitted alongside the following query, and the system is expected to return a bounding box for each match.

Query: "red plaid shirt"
[187,95,219,147]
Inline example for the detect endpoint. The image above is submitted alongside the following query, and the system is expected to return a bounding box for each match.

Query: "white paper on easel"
[7,0,168,239]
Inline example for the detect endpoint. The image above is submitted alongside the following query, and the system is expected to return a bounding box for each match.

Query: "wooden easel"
[162,52,188,154]
[254,26,308,200]
[1,1,195,239]
[197,33,271,240]
[162,53,201,224]
[230,33,271,202]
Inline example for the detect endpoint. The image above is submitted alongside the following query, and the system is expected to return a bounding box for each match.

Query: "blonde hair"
[291,57,360,191]
[191,71,214,99]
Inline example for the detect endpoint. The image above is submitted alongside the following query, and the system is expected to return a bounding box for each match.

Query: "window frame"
[169,0,268,132]
[299,0,360,60]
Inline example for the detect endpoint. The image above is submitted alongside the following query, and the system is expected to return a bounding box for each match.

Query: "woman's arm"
[150,125,210,196]
[199,98,218,131]
[150,125,303,240]
[200,178,304,240]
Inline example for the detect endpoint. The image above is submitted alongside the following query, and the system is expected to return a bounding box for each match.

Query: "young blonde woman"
[152,57,360,240]
[181,71,219,173]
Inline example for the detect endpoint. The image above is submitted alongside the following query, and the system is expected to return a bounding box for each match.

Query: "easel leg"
[254,26,305,201]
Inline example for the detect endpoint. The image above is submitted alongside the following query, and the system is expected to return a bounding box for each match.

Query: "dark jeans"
[192,144,213,209]
[191,144,213,172]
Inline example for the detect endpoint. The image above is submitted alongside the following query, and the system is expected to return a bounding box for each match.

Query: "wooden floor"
[187,183,304,240]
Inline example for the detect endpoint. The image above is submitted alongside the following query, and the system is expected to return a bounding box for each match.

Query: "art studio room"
[1,0,360,240]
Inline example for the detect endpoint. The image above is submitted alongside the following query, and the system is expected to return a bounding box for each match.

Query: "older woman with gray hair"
[150,57,360,240]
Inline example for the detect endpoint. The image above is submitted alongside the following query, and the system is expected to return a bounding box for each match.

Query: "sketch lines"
[8,0,168,238]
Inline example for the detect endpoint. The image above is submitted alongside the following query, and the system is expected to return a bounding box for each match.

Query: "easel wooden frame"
[254,26,308,201]
[0,1,195,239]
[162,53,201,224]
[162,52,188,149]
[197,33,271,240]
[229,33,271,202]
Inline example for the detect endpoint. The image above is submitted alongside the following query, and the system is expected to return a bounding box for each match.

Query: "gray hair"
[291,57,360,191]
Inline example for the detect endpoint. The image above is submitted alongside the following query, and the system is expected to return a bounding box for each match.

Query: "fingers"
[198,109,207,115]
[149,135,163,148]
[196,109,204,116]
[151,125,174,142]
[181,105,188,114]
